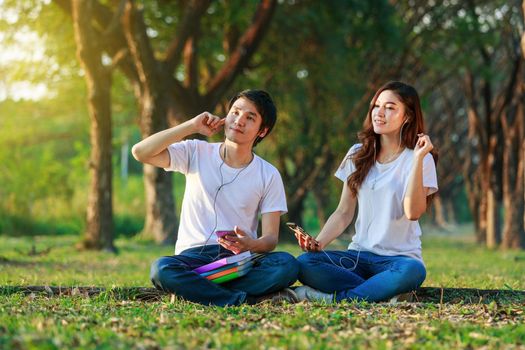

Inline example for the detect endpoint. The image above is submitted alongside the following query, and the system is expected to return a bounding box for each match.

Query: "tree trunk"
[485,188,498,248]
[138,88,178,245]
[481,146,499,248]
[501,82,525,249]
[142,165,177,244]
[486,115,502,248]
[122,4,178,244]
[444,199,457,226]
[476,168,489,244]
[84,73,114,251]
[501,175,525,249]
[72,0,115,251]
[463,103,484,243]
[522,0,525,249]
[464,164,482,241]
[432,195,448,229]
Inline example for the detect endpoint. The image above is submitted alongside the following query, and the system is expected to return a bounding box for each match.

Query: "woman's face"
[371,90,407,136]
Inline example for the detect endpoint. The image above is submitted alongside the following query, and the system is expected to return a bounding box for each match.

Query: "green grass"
[1,225,524,349]
[1,294,523,349]
[1,225,523,290]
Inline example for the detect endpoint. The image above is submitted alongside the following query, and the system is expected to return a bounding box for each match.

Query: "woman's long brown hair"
[346,81,438,207]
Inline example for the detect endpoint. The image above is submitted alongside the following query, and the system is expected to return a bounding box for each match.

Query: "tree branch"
[493,54,522,124]
[463,72,485,145]
[184,34,199,93]
[205,0,277,106]
[164,0,211,74]
[52,0,141,88]
[122,1,158,93]
[103,0,127,37]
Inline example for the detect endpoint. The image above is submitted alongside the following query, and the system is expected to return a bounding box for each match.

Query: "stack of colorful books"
[193,251,261,284]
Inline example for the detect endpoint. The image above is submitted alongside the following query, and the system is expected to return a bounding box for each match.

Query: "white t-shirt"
[165,140,288,254]
[335,144,438,262]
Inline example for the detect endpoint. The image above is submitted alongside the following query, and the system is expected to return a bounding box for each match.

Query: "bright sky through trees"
[0,0,51,101]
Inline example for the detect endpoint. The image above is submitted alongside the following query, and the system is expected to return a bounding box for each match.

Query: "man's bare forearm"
[250,234,278,253]
[132,120,195,161]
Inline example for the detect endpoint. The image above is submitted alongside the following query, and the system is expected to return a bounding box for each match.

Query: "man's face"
[224,97,267,146]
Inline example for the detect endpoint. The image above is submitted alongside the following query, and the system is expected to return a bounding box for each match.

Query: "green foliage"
[0,0,78,89]
[0,96,86,235]
[1,0,523,242]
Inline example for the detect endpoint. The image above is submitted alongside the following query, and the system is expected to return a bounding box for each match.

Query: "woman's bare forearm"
[403,157,427,220]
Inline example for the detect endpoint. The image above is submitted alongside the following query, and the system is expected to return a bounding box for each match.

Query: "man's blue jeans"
[150,245,299,306]
[297,249,426,302]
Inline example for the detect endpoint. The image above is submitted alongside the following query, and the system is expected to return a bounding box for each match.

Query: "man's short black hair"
[228,89,277,147]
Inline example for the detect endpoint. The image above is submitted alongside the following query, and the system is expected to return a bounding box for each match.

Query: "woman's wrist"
[316,237,328,250]
[412,154,425,167]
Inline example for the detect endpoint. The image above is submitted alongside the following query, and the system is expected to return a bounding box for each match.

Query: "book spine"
[193,259,226,274]
[211,271,242,284]
[193,251,251,274]
[205,266,239,280]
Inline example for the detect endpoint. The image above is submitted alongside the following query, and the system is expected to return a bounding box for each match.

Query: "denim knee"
[398,258,427,288]
[296,252,323,281]
[150,257,178,288]
[297,252,315,266]
[271,252,300,285]
[297,252,324,270]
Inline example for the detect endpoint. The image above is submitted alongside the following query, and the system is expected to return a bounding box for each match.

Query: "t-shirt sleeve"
[163,139,198,174]
[423,153,438,196]
[260,168,288,215]
[334,144,361,182]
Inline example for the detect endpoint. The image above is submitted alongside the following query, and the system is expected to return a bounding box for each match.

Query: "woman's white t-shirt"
[164,140,287,254]
[335,144,438,263]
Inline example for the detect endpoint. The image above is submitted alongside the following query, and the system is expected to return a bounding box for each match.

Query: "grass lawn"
[1,225,524,349]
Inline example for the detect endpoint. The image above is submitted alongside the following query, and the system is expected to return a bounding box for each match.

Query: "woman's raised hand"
[414,133,433,159]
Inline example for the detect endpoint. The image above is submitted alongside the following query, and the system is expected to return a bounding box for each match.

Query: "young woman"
[294,81,438,302]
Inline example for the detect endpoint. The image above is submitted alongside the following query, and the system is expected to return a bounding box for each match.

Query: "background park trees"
[1,0,524,250]
[56,0,278,246]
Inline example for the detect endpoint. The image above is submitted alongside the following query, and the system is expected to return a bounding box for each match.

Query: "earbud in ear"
[255,133,265,144]
[254,128,268,145]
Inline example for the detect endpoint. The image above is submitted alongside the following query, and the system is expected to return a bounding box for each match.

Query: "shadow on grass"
[1,286,523,305]
[0,257,92,272]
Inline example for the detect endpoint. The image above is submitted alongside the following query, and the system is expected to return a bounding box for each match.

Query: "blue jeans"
[297,249,426,302]
[150,245,299,306]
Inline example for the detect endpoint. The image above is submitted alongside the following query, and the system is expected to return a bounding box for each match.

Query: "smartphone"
[216,230,235,238]
[286,222,319,247]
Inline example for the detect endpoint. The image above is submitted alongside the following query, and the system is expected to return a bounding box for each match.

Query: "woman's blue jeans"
[297,249,426,302]
[150,245,299,306]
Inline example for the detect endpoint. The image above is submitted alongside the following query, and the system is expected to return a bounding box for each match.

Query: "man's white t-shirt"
[335,144,438,262]
[164,140,287,254]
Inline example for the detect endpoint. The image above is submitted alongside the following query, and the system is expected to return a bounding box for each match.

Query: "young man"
[132,90,299,306]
